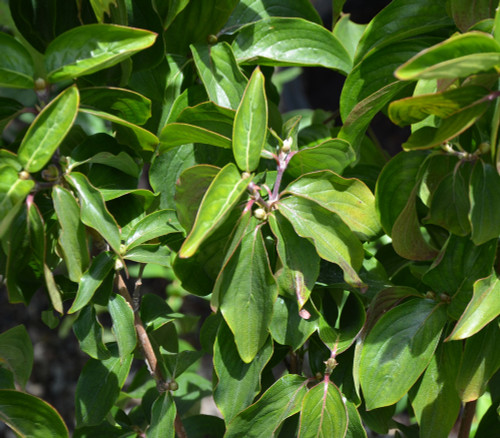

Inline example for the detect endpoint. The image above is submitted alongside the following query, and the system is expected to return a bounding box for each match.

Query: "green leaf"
[147,393,176,438]
[469,161,500,245]
[402,101,490,150]
[286,139,356,178]
[179,163,250,258]
[0,390,68,438]
[52,186,90,283]
[359,299,448,410]
[213,321,273,422]
[159,123,232,152]
[455,322,500,402]
[422,234,496,320]
[225,374,309,438]
[0,326,33,389]
[354,0,453,63]
[278,196,364,287]
[73,305,111,360]
[448,273,500,340]
[191,42,247,109]
[123,244,172,266]
[69,252,116,314]
[396,32,500,80]
[375,150,428,235]
[451,0,496,32]
[108,294,136,359]
[298,380,348,438]
[389,85,490,126]
[80,87,152,125]
[18,86,79,172]
[79,108,159,152]
[45,24,157,82]
[140,294,179,331]
[75,343,133,427]
[0,99,23,132]
[345,400,367,438]
[125,210,181,250]
[175,165,220,232]
[65,172,121,254]
[218,225,277,363]
[333,14,366,60]
[233,67,267,172]
[88,0,117,22]
[0,32,34,88]
[232,18,352,75]
[268,211,319,310]
[410,342,462,438]
[269,297,319,351]
[224,0,322,32]
[283,170,381,240]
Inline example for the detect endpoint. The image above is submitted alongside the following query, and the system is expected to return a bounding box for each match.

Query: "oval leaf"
[147,393,176,438]
[0,32,34,88]
[45,24,157,82]
[0,325,33,389]
[18,86,79,172]
[108,294,136,359]
[125,209,181,250]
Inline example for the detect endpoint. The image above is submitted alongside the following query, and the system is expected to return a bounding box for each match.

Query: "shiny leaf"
[147,393,176,438]
[108,294,136,358]
[125,209,181,250]
[0,32,34,88]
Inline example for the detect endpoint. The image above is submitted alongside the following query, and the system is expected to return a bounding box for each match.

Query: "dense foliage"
[0,0,499,436]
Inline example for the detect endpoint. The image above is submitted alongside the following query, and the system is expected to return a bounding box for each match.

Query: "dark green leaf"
[179,163,250,258]
[225,374,309,438]
[0,98,23,132]
[108,294,136,358]
[345,400,367,438]
[183,415,225,438]
[140,294,179,331]
[18,86,79,172]
[0,31,34,88]
[65,172,121,254]
[0,390,68,438]
[69,252,116,314]
[396,32,500,80]
[298,380,348,438]
[278,196,364,287]
[233,67,268,172]
[125,209,181,250]
[218,225,277,363]
[163,350,203,379]
[469,161,500,245]
[73,305,111,360]
[75,343,133,427]
[45,24,157,82]
[52,186,90,283]
[147,393,176,438]
[123,244,172,266]
[80,87,152,125]
[159,123,232,151]
[88,0,117,22]
[191,42,247,109]
[0,325,33,389]
[359,299,448,410]
[213,321,273,422]
[232,18,352,75]
[451,0,496,32]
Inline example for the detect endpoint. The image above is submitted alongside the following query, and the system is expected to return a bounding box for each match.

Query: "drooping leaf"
[232,67,268,172]
[286,139,356,178]
[448,273,500,340]
[191,42,247,109]
[52,186,90,283]
[213,321,273,422]
[469,161,500,245]
[232,17,352,75]
[75,343,133,427]
[147,392,176,438]
[123,244,172,266]
[69,252,116,314]
[298,380,348,438]
[218,225,277,363]
[389,85,491,126]
[268,211,319,310]
[179,163,250,258]
[79,87,152,125]
[354,0,453,63]
[108,294,136,359]
[359,299,448,410]
[73,305,111,360]
[18,86,79,172]
[45,24,157,82]
[396,32,500,80]
[283,170,381,240]
[225,374,309,438]
[0,32,34,88]
[65,172,121,254]
[278,196,364,287]
[0,325,33,389]
[455,323,500,402]
[0,390,69,438]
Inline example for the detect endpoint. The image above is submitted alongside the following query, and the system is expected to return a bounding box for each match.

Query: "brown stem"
[458,400,477,438]
[116,273,187,438]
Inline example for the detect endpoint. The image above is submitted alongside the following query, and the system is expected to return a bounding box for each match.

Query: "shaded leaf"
[451,0,496,32]
[147,392,176,438]
[123,244,172,266]
[0,32,34,88]
[0,325,33,389]
[108,294,136,359]
[73,305,111,360]
[125,209,181,250]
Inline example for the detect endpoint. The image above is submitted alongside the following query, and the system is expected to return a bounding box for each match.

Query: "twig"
[458,400,477,438]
